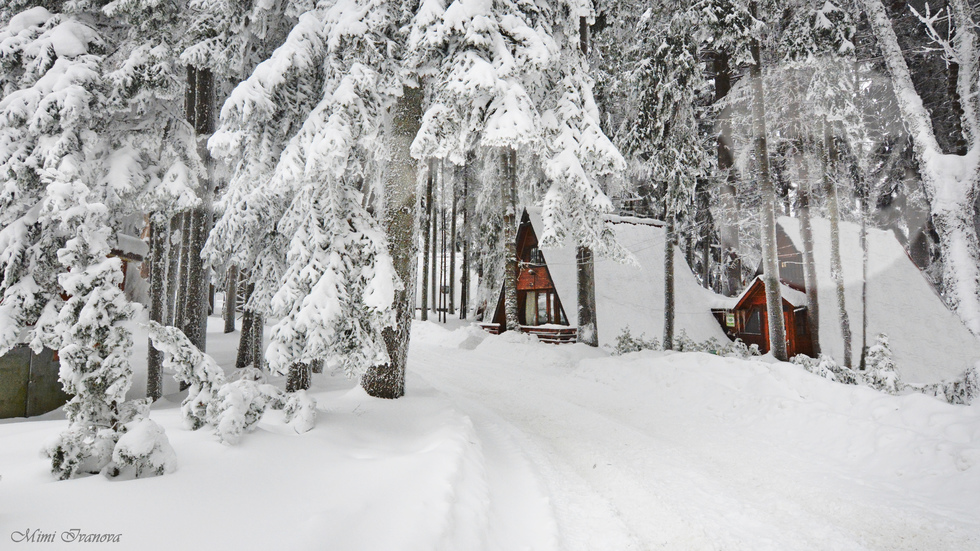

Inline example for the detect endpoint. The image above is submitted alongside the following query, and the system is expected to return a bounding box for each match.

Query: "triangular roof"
[778,216,980,383]
[733,275,807,310]
[526,207,731,346]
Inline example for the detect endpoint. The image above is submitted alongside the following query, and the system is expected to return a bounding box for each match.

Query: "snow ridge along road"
[410,322,980,551]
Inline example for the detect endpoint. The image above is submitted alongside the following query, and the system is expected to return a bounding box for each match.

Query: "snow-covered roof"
[732,275,807,309]
[114,233,149,260]
[527,207,730,346]
[778,217,980,383]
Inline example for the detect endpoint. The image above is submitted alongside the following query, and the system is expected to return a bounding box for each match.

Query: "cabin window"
[523,290,564,326]
[528,247,545,265]
[744,308,762,335]
[795,310,807,336]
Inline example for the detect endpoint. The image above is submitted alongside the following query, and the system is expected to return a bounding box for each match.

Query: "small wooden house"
[482,210,576,343]
[0,233,148,419]
[711,276,814,357]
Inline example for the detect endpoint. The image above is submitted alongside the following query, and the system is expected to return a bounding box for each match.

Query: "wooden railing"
[477,323,577,344]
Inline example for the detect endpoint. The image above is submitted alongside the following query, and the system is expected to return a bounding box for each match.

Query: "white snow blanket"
[779,217,980,383]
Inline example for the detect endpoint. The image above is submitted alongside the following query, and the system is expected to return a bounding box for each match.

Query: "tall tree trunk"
[715,50,741,296]
[663,189,676,350]
[147,214,168,401]
[236,281,254,368]
[420,158,433,321]
[449,169,457,315]
[824,116,853,367]
[166,214,180,325]
[796,147,821,356]
[361,84,423,399]
[749,1,787,361]
[175,210,191,327]
[576,245,599,346]
[431,163,439,315]
[859,0,980,336]
[181,64,215,352]
[860,178,869,369]
[501,147,520,331]
[460,153,473,319]
[223,265,238,334]
[251,312,264,370]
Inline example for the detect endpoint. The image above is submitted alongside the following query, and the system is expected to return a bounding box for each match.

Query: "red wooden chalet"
[480,211,576,344]
[711,278,814,358]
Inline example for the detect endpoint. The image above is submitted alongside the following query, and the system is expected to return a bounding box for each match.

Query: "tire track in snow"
[411,345,979,551]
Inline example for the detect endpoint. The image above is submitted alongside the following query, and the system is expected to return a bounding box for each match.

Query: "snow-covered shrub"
[613,326,661,354]
[206,370,285,445]
[283,390,317,434]
[915,363,980,405]
[673,330,699,352]
[108,418,177,478]
[146,322,226,430]
[864,333,902,394]
[722,339,756,359]
[792,354,859,385]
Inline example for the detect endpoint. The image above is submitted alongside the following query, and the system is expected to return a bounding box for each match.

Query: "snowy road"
[410,325,980,551]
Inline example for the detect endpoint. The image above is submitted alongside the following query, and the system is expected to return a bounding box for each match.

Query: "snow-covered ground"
[2,317,979,550]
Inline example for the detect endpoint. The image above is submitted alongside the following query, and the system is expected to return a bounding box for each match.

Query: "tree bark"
[361,84,423,399]
[286,362,311,392]
[251,312,264,370]
[749,1,787,361]
[175,210,191,328]
[460,152,473,319]
[501,147,520,331]
[223,265,238,333]
[663,192,676,350]
[181,64,216,352]
[431,163,439,315]
[420,158,433,321]
[796,147,821,356]
[714,49,741,296]
[236,282,254,368]
[166,214,180,325]
[147,214,168,401]
[576,244,599,347]
[824,117,853,367]
[449,168,457,315]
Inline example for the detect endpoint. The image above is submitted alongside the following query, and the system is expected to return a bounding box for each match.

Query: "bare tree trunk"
[420,158,433,321]
[251,312,264,370]
[431,164,439,316]
[175,210,191,327]
[750,1,787,361]
[460,153,473,319]
[181,64,215,352]
[797,147,821,356]
[501,147,520,331]
[715,50,741,296]
[449,168,457,315]
[223,265,238,334]
[147,214,168,401]
[361,85,423,399]
[576,245,599,346]
[236,281,254,368]
[166,214,180,325]
[824,116,853,367]
[663,193,676,350]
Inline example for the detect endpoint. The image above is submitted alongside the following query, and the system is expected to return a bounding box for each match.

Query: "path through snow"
[410,323,980,551]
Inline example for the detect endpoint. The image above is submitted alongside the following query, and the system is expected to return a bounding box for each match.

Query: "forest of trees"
[1,0,978,478]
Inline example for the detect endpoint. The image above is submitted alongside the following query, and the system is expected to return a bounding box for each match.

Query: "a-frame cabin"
[712,276,814,358]
[482,210,576,343]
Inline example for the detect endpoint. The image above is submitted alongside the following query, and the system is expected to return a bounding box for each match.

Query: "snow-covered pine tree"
[0,6,164,479]
[857,0,980,337]
[864,332,901,394]
[616,5,711,350]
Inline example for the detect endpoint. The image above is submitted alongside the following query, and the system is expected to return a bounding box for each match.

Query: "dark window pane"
[744,309,762,335]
